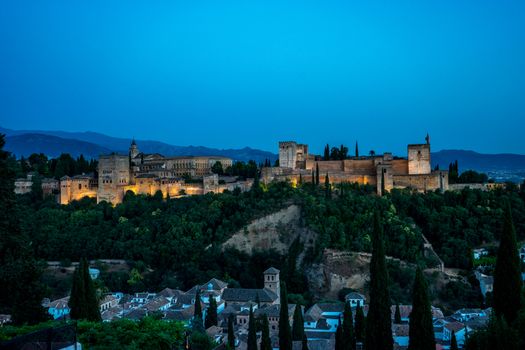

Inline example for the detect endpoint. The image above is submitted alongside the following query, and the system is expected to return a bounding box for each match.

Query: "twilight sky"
[1,1,524,155]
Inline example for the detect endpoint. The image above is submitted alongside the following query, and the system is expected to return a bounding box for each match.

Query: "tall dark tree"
[342,302,355,350]
[355,142,359,158]
[365,212,393,350]
[301,334,309,350]
[261,314,272,350]
[248,306,257,350]
[298,174,303,186]
[339,144,348,160]
[324,144,330,160]
[380,169,385,196]
[315,164,320,186]
[279,282,292,350]
[0,135,48,325]
[194,290,203,322]
[325,174,331,199]
[408,268,435,350]
[335,323,343,350]
[450,331,458,350]
[354,304,365,343]
[227,314,235,349]
[292,304,304,341]
[70,258,101,321]
[394,303,401,324]
[311,170,315,185]
[493,201,522,324]
[205,296,218,329]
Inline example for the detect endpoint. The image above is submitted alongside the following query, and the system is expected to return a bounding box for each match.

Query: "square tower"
[407,143,431,175]
[263,267,280,298]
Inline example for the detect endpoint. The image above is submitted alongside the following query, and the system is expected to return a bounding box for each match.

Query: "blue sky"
[1,1,524,155]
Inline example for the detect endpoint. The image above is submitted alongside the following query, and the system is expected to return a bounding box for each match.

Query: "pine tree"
[450,331,458,350]
[342,302,355,350]
[493,201,522,325]
[227,314,235,349]
[365,212,393,350]
[292,304,304,341]
[279,282,292,350]
[325,174,331,199]
[408,268,435,350]
[205,296,218,329]
[324,144,330,160]
[354,303,365,343]
[315,164,320,186]
[248,306,257,350]
[394,303,401,324]
[261,314,272,350]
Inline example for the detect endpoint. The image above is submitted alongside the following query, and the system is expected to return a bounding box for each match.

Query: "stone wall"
[408,144,431,175]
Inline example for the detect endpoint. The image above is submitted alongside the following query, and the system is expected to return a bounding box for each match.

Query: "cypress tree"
[292,304,304,341]
[70,258,100,321]
[354,303,365,343]
[324,144,330,160]
[248,306,257,350]
[194,289,203,330]
[394,303,401,324]
[315,164,320,186]
[81,258,101,322]
[298,174,303,186]
[325,174,331,199]
[227,314,235,349]
[408,268,435,350]
[311,170,315,185]
[365,212,393,350]
[279,282,292,350]
[335,323,343,350]
[355,142,359,158]
[381,169,385,195]
[450,331,458,350]
[493,201,522,324]
[302,333,309,350]
[205,296,218,329]
[69,262,85,320]
[261,314,272,350]
[342,302,355,350]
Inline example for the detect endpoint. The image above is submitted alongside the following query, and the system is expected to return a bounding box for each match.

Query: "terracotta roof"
[445,321,465,333]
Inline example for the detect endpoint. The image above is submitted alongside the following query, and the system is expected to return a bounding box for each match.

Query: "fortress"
[262,135,449,194]
[59,140,251,205]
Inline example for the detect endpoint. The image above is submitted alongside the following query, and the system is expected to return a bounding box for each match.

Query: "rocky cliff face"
[222,204,316,256]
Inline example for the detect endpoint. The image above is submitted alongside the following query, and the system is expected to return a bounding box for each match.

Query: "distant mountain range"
[2,127,525,181]
[0,127,278,163]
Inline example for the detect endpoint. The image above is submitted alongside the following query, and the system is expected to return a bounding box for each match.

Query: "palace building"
[262,135,449,194]
[58,140,249,205]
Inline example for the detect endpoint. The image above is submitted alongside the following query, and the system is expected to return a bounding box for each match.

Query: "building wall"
[407,144,431,175]
[98,155,131,205]
[279,142,298,169]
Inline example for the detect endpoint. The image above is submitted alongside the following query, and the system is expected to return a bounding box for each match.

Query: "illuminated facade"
[59,140,248,205]
[263,135,448,194]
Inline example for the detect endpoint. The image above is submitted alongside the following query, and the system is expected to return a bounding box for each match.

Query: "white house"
[473,248,489,260]
[47,297,70,320]
[345,292,366,307]
[452,308,487,322]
